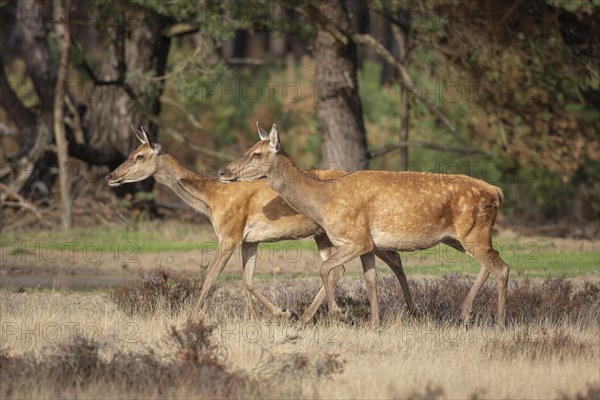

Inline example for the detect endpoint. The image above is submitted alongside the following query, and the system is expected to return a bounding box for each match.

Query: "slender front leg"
[320,244,369,322]
[195,241,236,312]
[375,250,419,317]
[299,234,345,324]
[241,243,297,320]
[461,266,490,326]
[360,251,379,327]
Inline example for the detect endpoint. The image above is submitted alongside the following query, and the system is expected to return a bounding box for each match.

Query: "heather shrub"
[259,279,328,320]
[109,267,211,316]
[244,274,600,326]
[507,277,600,324]
[0,320,268,399]
[484,328,592,361]
[208,279,333,322]
[253,351,345,380]
[560,384,600,400]
[109,266,600,327]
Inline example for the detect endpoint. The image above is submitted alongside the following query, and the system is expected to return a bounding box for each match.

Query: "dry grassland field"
[1,221,599,399]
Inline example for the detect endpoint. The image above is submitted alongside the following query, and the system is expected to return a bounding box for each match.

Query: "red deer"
[219,123,510,326]
[106,127,419,325]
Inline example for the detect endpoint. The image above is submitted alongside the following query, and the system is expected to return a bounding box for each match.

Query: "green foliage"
[358,61,398,128]
[131,0,199,20]
[53,0,600,222]
[547,0,599,12]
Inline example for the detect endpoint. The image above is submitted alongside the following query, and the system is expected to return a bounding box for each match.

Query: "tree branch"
[163,22,199,37]
[351,33,466,146]
[63,97,85,144]
[300,5,469,148]
[301,4,349,45]
[0,182,47,224]
[144,114,235,161]
[159,96,204,130]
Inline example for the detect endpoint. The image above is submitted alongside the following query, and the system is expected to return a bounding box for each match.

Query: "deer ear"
[141,127,162,153]
[132,125,147,144]
[269,124,281,153]
[257,121,269,141]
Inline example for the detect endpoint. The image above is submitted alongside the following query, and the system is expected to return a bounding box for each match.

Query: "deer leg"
[195,241,236,312]
[467,244,510,327]
[320,243,370,322]
[241,243,297,320]
[299,234,345,324]
[360,251,379,327]
[442,239,495,325]
[375,250,419,317]
[461,266,490,326]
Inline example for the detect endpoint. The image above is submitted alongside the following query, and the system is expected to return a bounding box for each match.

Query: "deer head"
[219,122,282,183]
[105,127,162,187]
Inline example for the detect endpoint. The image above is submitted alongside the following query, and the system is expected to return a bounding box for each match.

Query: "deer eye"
[136,154,144,161]
[252,152,261,159]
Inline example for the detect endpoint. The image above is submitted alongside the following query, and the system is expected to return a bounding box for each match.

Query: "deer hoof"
[461,309,474,328]
[281,308,299,321]
[345,314,355,326]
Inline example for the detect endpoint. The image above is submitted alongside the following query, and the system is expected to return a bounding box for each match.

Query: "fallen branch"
[0,182,47,223]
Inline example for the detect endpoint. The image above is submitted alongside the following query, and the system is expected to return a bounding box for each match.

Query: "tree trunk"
[0,2,171,207]
[53,0,72,230]
[83,8,171,197]
[0,0,57,198]
[314,0,368,171]
[391,11,412,171]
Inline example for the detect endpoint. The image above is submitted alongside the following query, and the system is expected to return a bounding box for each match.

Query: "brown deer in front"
[106,127,419,325]
[220,123,510,326]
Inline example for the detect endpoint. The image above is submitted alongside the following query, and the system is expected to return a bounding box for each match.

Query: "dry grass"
[1,275,599,399]
[0,320,270,399]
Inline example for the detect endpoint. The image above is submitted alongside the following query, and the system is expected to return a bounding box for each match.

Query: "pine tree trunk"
[314,0,368,171]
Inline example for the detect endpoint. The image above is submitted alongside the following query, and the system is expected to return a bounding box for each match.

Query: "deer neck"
[267,155,330,225]
[154,154,214,217]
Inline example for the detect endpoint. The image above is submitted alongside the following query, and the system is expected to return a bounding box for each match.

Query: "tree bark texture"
[314,0,368,171]
[83,8,171,195]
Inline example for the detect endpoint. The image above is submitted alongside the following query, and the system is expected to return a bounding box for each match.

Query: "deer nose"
[105,173,113,181]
